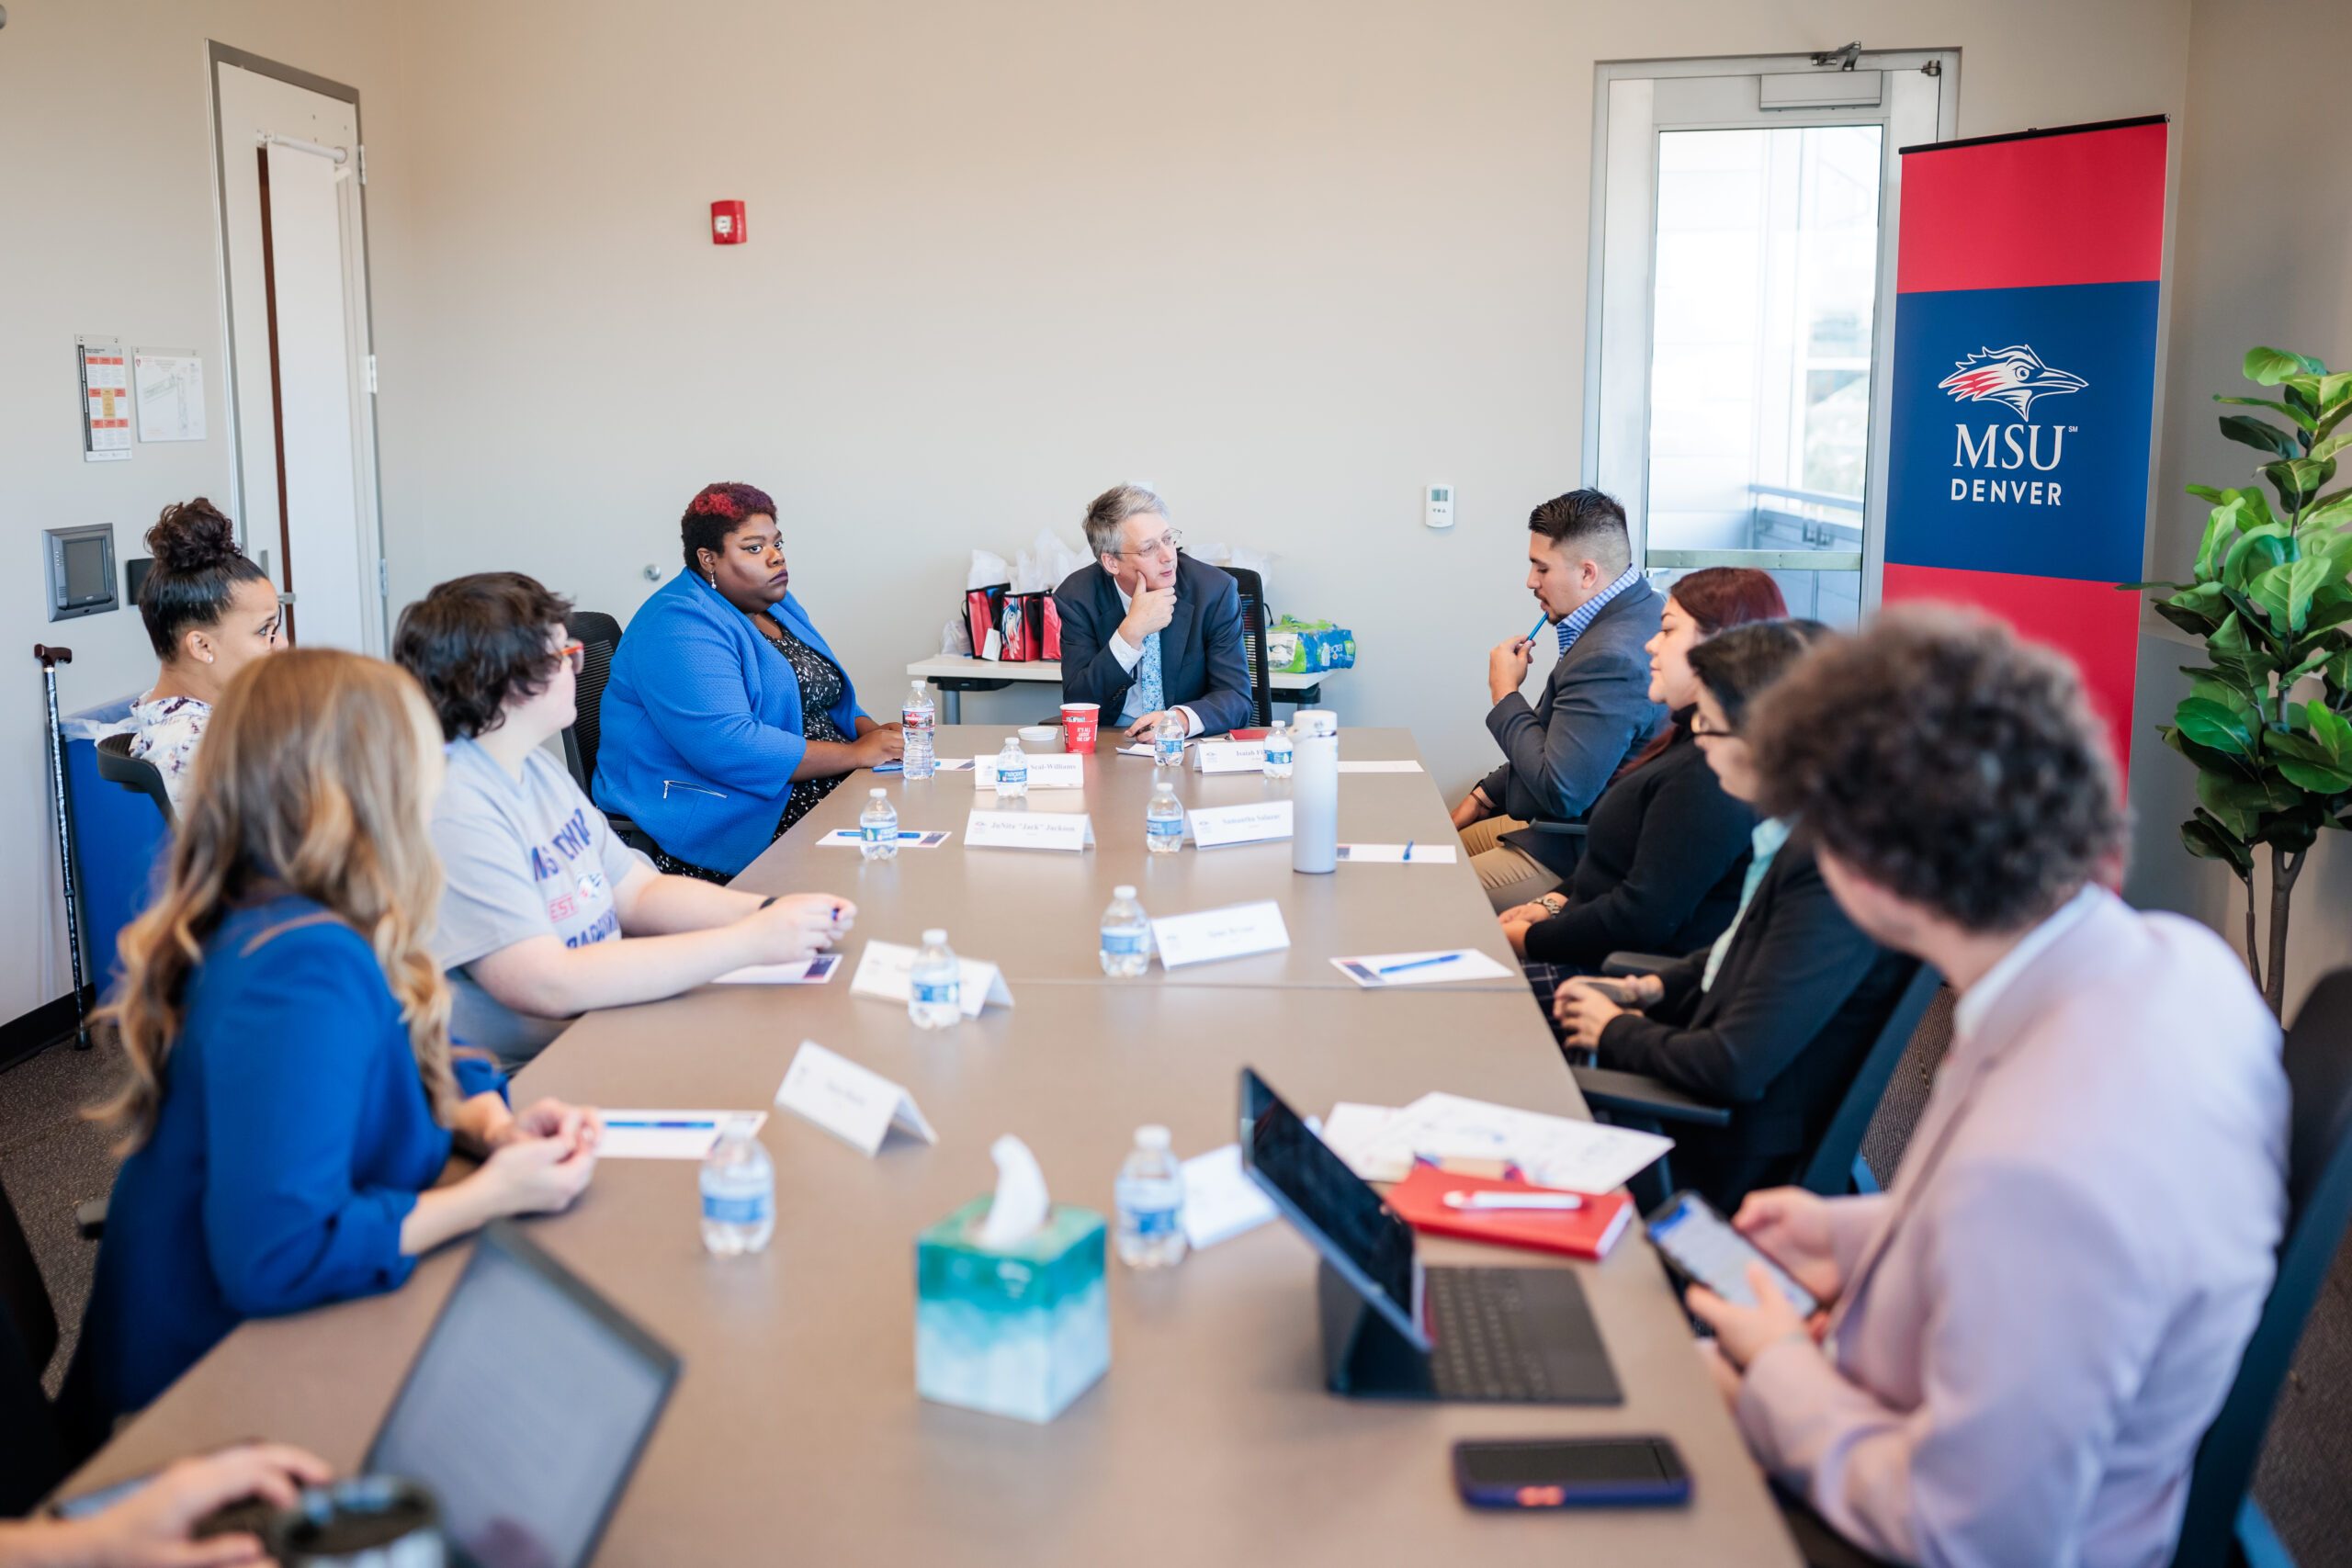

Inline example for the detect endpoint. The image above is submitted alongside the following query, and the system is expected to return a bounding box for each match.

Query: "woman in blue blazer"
[61,649,600,1441]
[594,482,904,881]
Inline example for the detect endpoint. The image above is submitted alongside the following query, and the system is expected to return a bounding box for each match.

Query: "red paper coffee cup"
[1060,702,1101,753]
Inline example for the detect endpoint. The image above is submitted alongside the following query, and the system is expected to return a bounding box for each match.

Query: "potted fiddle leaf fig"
[2124,347,2352,1015]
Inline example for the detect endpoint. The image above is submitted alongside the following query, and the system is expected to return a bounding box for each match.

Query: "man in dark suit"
[1056,484,1254,739]
[1454,489,1665,911]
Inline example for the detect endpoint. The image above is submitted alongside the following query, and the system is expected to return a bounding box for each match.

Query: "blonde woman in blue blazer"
[594,482,903,882]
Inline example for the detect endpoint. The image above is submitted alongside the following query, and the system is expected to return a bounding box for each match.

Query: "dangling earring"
[707,571,718,590]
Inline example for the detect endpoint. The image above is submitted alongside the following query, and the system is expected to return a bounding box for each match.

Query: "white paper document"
[964,808,1093,852]
[1190,739,1266,774]
[599,1111,765,1161]
[712,953,843,986]
[1335,842,1458,864]
[815,829,952,849]
[1150,900,1291,969]
[132,350,206,442]
[775,1042,937,1156]
[1318,1102,1404,1180]
[975,753,1087,791]
[1182,1144,1277,1248]
[1331,948,1512,987]
[850,940,1013,1016]
[1186,799,1294,850]
[1351,1091,1671,1192]
[1116,739,1194,758]
[1335,760,1424,773]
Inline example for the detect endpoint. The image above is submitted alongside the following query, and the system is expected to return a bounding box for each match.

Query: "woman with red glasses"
[395,572,855,1065]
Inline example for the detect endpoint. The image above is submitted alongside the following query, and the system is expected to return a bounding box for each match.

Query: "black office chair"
[562,610,658,855]
[0,1176,73,1514]
[1224,565,1274,729]
[95,731,175,830]
[1572,958,1941,1212]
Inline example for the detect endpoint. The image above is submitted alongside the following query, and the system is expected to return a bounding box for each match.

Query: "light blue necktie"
[1135,629,1165,715]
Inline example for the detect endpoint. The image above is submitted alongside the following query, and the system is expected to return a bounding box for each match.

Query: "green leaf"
[2272,756,2352,795]
[2222,414,2301,458]
[2313,432,2352,463]
[2175,695,2256,755]
[2199,768,2270,837]
[2309,700,2352,761]
[2190,675,2263,727]
[2217,395,2320,434]
[2262,457,2339,513]
[2181,809,2255,879]
[2246,346,2310,386]
[2154,585,2229,637]
[2320,371,2352,412]
[2304,489,2352,531]
[2327,648,2352,694]
[2187,484,2278,529]
[2283,557,2332,631]
[2223,526,2294,593]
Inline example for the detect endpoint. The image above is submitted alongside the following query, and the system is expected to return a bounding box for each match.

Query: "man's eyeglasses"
[1114,529,1183,559]
[1690,715,1738,740]
[557,640,586,674]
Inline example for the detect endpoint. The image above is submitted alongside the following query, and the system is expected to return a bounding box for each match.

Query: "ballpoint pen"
[1525,611,1549,645]
[1375,953,1464,976]
[1403,840,1414,862]
[603,1118,718,1130]
[1443,1190,1585,1213]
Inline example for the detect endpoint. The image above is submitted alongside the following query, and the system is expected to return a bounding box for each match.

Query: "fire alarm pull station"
[711,200,746,244]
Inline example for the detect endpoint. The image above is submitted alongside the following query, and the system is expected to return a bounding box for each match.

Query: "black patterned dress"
[650,615,856,884]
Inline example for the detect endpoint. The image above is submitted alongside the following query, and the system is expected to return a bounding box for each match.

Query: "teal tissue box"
[916,1199,1109,1424]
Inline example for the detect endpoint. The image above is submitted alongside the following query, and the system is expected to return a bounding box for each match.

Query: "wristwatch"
[1536,893,1568,918]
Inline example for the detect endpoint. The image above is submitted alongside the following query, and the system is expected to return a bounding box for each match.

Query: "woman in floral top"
[125,499,282,808]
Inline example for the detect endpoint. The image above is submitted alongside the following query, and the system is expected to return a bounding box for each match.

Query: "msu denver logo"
[1939,345,2085,507]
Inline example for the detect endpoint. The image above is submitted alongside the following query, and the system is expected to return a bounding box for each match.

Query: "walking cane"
[32,644,91,1050]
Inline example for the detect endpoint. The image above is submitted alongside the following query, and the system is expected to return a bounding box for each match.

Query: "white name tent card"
[964,808,1093,852]
[775,1042,937,1156]
[1335,760,1423,774]
[599,1111,767,1161]
[815,828,952,849]
[1189,739,1266,774]
[1149,900,1291,969]
[1331,948,1512,987]
[712,953,843,986]
[1335,842,1458,864]
[850,940,1012,1017]
[975,753,1087,791]
[1182,1144,1277,1248]
[1186,799,1294,850]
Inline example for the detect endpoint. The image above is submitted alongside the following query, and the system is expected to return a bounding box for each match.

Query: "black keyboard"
[1426,1266,1557,1402]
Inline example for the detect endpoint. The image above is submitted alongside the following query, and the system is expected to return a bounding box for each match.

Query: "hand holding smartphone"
[1645,1190,1820,1317]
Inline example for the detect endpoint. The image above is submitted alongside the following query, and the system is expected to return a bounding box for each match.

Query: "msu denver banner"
[1883,116,2167,771]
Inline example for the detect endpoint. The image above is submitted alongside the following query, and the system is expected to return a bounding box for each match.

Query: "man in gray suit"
[1454,490,1664,912]
[1689,610,2288,1567]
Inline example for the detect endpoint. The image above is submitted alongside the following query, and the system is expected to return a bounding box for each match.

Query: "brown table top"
[65,730,1796,1566]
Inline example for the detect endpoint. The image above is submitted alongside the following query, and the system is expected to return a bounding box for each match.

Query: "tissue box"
[916,1199,1109,1424]
[1266,615,1356,674]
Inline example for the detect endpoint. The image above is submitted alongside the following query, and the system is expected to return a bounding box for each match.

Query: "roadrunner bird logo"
[1937,345,2088,420]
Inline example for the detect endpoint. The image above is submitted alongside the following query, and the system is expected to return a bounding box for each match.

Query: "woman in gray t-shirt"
[395,573,858,1064]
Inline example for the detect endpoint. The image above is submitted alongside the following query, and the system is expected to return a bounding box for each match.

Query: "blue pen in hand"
[1525,611,1549,646]
[1376,953,1464,976]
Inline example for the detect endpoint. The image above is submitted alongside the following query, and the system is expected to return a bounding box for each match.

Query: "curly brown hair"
[1746,606,2124,933]
[394,572,574,740]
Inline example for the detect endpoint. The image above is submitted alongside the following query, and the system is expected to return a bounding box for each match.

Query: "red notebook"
[1385,1166,1635,1261]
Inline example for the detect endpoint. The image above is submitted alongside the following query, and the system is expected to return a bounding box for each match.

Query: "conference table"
[67,727,1801,1566]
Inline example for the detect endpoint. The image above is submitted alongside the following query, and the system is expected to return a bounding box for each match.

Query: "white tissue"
[977,1134,1051,1248]
[942,617,973,657]
[1012,530,1088,594]
[967,549,1011,592]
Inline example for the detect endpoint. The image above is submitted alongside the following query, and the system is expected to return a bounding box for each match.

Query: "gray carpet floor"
[7,998,2349,1561]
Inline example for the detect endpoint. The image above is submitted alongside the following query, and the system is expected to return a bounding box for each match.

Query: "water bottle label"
[913,980,959,1005]
[862,823,887,842]
[1001,766,1025,782]
[1125,1205,1181,1237]
[1102,930,1148,954]
[702,1190,772,1225]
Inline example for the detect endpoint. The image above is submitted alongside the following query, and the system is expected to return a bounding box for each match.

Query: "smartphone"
[1452,1436,1690,1509]
[1645,1190,1819,1317]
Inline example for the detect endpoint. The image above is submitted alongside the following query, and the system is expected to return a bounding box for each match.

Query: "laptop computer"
[1238,1066,1622,1405]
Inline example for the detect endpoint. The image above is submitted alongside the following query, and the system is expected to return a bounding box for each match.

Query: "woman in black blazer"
[1552,622,1909,1212]
[1501,568,1787,976]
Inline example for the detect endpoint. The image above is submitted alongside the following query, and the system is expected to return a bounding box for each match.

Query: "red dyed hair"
[1613,567,1789,780]
[681,481,778,573]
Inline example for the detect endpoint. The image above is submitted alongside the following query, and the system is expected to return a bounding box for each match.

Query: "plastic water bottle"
[1153,710,1187,768]
[859,787,899,861]
[910,928,961,1030]
[993,736,1028,798]
[1114,1125,1187,1269]
[699,1116,775,1256]
[901,681,936,782]
[1146,777,1184,854]
[1100,885,1150,978]
[1262,718,1294,779]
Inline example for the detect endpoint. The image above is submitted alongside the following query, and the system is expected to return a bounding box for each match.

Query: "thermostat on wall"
[1424,483,1455,529]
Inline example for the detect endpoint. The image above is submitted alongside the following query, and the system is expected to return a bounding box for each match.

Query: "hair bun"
[146,499,243,573]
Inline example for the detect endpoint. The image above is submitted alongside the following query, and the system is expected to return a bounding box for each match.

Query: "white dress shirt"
[1106,579,1201,736]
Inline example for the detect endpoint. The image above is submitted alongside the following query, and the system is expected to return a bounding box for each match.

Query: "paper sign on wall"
[964,809,1093,852]
[132,349,207,443]
[76,335,130,462]
[850,940,1013,1016]
[1186,800,1293,849]
[1150,900,1291,968]
[775,1042,937,1156]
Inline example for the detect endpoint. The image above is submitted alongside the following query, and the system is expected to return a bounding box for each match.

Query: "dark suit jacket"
[1521,717,1755,966]
[1055,554,1253,736]
[1595,837,1913,1211]
[1480,578,1665,877]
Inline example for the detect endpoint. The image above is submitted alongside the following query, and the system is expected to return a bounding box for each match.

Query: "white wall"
[0,2,412,1027]
[2121,0,2352,1018]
